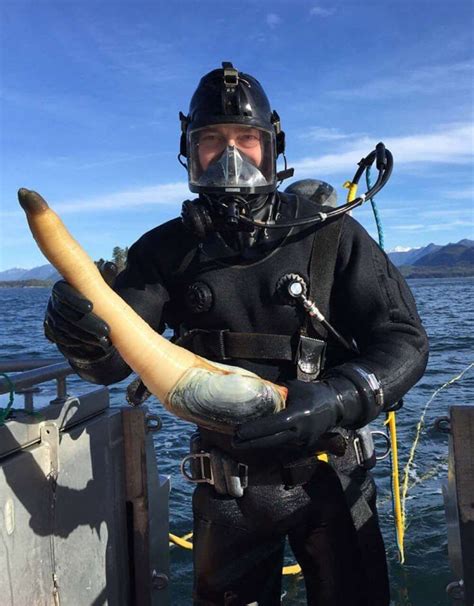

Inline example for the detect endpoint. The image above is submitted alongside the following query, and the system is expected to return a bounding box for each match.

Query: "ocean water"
[0,278,473,606]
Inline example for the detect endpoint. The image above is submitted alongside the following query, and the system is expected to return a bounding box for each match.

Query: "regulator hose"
[238,143,393,230]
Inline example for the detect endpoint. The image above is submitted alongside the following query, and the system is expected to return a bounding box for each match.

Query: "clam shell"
[165,362,285,433]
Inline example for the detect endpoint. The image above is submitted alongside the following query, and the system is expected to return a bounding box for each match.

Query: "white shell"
[166,363,285,433]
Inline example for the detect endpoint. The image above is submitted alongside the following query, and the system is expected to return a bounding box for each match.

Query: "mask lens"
[188,124,275,193]
[197,128,261,153]
[235,131,261,150]
[198,132,226,154]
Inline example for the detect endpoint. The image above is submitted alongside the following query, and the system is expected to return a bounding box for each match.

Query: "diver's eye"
[236,134,261,149]
[199,133,226,151]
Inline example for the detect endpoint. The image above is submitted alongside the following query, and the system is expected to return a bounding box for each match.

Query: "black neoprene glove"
[233,370,383,453]
[44,269,116,362]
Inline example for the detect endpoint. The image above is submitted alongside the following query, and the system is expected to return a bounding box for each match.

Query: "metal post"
[0,362,74,413]
[50,377,69,405]
[122,408,151,606]
[445,405,474,605]
[15,386,41,413]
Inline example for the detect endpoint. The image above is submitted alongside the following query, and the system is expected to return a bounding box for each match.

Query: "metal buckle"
[296,335,325,379]
[223,65,239,88]
[217,329,230,360]
[353,436,364,467]
[237,462,249,490]
[372,430,391,460]
[353,430,391,466]
[180,453,214,485]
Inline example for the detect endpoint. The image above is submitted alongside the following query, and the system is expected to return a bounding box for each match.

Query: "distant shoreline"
[400,266,474,279]
[0,280,55,288]
[1,273,473,289]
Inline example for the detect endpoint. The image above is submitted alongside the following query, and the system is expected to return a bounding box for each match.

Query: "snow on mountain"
[386,240,474,267]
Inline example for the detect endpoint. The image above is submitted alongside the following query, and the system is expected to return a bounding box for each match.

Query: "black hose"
[239,145,393,230]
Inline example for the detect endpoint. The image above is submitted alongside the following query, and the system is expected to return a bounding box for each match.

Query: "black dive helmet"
[179,63,394,236]
[179,62,287,196]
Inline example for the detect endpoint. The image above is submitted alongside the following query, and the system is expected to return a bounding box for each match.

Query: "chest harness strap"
[175,329,300,361]
[174,213,346,380]
[297,216,344,382]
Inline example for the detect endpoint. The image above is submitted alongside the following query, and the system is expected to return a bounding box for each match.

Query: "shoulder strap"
[305,215,344,340]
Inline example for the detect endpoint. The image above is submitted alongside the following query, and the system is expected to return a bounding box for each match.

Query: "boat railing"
[0,357,74,411]
[0,356,171,605]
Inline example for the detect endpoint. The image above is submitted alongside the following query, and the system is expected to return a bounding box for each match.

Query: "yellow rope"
[282,563,301,575]
[169,532,193,549]
[401,362,474,532]
[378,459,448,507]
[384,411,405,563]
[169,531,302,575]
[169,364,473,572]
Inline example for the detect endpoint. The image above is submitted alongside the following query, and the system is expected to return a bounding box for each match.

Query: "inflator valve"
[277,273,359,354]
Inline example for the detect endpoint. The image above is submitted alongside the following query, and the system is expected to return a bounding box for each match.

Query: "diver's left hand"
[232,379,342,452]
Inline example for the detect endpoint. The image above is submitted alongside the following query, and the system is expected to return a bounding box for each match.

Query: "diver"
[44,62,429,606]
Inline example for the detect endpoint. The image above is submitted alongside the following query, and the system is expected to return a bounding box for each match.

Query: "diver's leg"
[192,485,285,606]
[288,464,390,606]
[287,467,364,606]
[353,476,390,606]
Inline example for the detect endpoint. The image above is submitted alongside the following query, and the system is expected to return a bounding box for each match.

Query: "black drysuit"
[69,193,429,606]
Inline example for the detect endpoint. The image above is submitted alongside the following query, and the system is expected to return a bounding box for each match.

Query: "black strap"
[305,216,344,340]
[175,329,301,361]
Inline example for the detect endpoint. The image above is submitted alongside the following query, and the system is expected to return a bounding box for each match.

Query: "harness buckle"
[353,426,391,469]
[180,452,214,485]
[371,430,391,460]
[296,335,326,381]
[181,450,249,498]
[237,462,249,490]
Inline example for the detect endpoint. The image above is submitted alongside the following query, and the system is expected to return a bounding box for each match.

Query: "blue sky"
[0,0,473,270]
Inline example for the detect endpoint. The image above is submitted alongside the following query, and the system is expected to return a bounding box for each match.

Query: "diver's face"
[197,125,263,171]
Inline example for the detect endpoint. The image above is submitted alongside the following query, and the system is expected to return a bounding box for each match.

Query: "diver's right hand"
[44,280,113,360]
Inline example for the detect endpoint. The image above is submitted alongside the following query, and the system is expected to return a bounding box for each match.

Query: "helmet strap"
[177,153,187,170]
[276,152,295,183]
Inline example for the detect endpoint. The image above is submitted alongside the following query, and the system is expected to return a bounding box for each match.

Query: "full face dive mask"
[187,124,277,195]
[197,145,268,189]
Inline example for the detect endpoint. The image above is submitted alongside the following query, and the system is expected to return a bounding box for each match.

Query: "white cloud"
[309,5,335,17]
[291,123,473,176]
[422,220,474,231]
[328,60,473,99]
[388,245,421,252]
[442,186,474,200]
[0,209,21,219]
[0,234,35,248]
[419,209,473,219]
[350,207,400,218]
[39,152,160,171]
[299,127,363,142]
[1,181,190,218]
[266,13,281,28]
[80,20,182,84]
[392,224,426,231]
[393,220,473,232]
[56,181,190,213]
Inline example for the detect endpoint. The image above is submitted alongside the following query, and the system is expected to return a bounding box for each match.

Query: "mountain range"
[387,238,473,278]
[0,264,61,282]
[0,239,473,283]
[387,239,473,267]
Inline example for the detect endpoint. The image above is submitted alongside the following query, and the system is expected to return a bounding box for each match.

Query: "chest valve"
[277,273,359,355]
[276,273,308,305]
[185,281,213,313]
